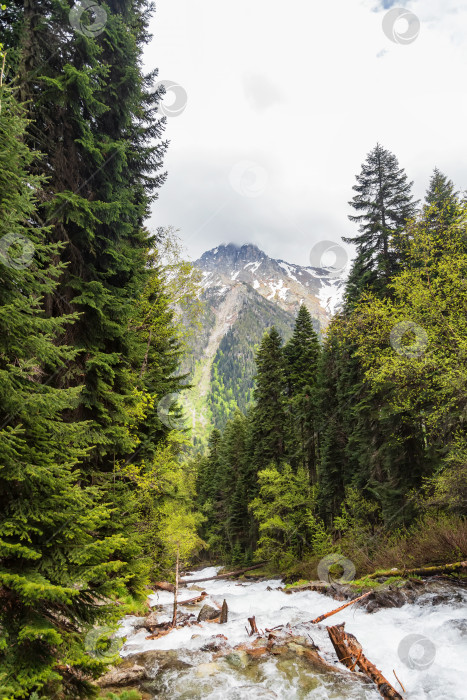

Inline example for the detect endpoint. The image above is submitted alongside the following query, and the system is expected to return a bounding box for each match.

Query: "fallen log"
[310,591,372,624]
[180,562,267,584]
[145,627,172,641]
[178,592,208,606]
[153,581,175,593]
[327,622,402,700]
[367,559,467,579]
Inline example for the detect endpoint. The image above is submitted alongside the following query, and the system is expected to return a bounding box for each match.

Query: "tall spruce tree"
[284,305,321,480]
[2,0,170,468]
[1,0,188,601]
[343,143,418,302]
[0,83,130,699]
[251,327,287,470]
[424,167,459,230]
[283,305,320,395]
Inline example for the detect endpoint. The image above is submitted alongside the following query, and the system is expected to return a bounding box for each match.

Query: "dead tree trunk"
[247,616,259,636]
[327,623,402,700]
[220,599,228,624]
[171,544,180,628]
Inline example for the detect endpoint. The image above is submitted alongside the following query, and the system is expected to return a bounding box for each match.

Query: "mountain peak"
[198,243,267,267]
[195,242,346,322]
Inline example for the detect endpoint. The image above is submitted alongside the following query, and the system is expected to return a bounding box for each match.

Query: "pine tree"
[1,0,188,601]
[0,83,128,699]
[283,305,320,394]
[284,305,321,480]
[424,167,459,229]
[2,0,169,469]
[219,413,251,555]
[251,327,287,470]
[343,143,418,302]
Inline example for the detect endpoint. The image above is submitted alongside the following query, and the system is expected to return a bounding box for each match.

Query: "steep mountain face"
[184,243,346,446]
[197,243,345,322]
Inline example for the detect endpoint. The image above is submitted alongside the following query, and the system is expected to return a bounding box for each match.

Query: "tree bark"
[327,623,402,700]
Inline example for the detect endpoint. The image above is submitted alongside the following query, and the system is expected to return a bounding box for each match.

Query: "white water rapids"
[117,567,467,699]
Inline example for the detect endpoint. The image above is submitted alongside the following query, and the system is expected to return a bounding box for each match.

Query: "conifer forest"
[0,2,466,699]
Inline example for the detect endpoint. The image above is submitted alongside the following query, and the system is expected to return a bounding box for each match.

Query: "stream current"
[117,567,467,700]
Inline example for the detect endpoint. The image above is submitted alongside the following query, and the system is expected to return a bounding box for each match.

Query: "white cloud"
[145,0,467,265]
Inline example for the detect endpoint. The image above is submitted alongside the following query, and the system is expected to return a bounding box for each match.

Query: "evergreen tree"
[1,0,189,603]
[2,0,170,469]
[251,327,287,470]
[284,305,321,480]
[219,413,251,555]
[343,143,418,302]
[283,305,320,395]
[0,83,127,699]
[424,167,459,229]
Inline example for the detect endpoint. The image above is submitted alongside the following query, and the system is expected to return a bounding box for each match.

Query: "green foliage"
[101,692,142,700]
[0,82,127,700]
[196,147,467,584]
[250,464,321,568]
[0,3,199,696]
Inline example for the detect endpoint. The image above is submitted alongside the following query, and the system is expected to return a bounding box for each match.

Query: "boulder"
[120,649,192,674]
[142,611,159,631]
[197,604,220,622]
[365,587,406,613]
[224,650,249,669]
[97,663,147,688]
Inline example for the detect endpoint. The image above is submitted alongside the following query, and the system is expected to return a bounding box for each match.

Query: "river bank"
[97,566,467,699]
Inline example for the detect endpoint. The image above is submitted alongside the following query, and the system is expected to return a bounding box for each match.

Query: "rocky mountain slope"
[197,243,345,323]
[183,244,347,445]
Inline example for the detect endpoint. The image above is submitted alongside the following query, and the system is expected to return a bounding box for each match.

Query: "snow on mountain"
[195,243,347,327]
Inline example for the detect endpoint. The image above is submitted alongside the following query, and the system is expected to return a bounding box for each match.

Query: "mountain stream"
[116,566,467,700]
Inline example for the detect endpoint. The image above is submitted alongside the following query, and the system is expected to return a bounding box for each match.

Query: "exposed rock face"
[97,663,147,688]
[181,243,348,442]
[197,604,220,621]
[196,243,347,321]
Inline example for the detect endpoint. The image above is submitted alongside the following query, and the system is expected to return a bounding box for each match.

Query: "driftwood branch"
[367,559,467,579]
[393,669,406,693]
[327,623,402,700]
[310,591,372,624]
[180,562,267,584]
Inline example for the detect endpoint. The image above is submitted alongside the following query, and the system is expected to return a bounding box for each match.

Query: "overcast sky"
[144,0,467,267]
